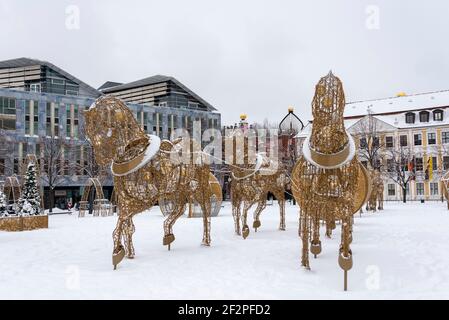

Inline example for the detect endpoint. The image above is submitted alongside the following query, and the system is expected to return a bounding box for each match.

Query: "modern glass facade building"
[0,58,221,209]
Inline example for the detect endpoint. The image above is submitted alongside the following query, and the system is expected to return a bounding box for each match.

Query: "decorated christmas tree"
[0,189,7,216]
[18,162,42,216]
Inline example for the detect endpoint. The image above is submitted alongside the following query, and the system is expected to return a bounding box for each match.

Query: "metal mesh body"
[227,132,286,238]
[291,73,370,290]
[84,96,213,269]
[366,170,384,212]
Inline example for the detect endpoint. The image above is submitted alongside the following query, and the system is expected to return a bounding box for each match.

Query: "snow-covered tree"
[0,189,7,216]
[18,162,41,216]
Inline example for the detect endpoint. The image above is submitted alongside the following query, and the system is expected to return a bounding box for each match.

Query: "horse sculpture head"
[310,71,347,155]
[84,96,146,166]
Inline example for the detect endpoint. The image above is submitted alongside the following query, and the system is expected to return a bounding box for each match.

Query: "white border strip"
[302,131,356,169]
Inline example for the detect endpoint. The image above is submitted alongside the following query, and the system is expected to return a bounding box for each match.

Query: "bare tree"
[39,136,67,213]
[76,117,108,181]
[77,141,108,181]
[79,140,110,177]
[352,113,384,170]
[385,147,415,203]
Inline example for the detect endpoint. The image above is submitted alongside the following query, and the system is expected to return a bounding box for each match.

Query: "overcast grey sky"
[1,0,448,124]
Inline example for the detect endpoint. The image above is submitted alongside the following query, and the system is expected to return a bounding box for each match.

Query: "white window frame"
[51,78,65,85]
[188,101,199,109]
[416,183,424,196]
[427,132,436,145]
[430,182,439,196]
[387,184,395,196]
[442,131,449,144]
[30,83,41,92]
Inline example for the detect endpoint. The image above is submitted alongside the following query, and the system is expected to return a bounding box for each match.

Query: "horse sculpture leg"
[252,199,266,232]
[275,190,286,231]
[325,220,332,238]
[377,191,384,210]
[338,216,353,291]
[232,201,242,235]
[300,211,310,270]
[310,215,322,258]
[369,196,376,212]
[122,216,136,258]
[163,202,186,250]
[199,201,212,246]
[241,201,253,239]
[112,213,127,270]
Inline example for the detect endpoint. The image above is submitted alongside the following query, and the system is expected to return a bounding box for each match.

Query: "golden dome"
[240,114,247,120]
[397,92,407,97]
[288,106,294,113]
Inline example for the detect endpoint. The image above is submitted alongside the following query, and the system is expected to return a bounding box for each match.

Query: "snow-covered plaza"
[1,201,449,300]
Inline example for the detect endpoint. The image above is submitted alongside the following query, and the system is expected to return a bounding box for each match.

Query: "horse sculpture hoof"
[112,247,126,270]
[163,234,175,247]
[338,253,353,271]
[310,240,322,256]
[242,225,250,239]
[253,220,261,229]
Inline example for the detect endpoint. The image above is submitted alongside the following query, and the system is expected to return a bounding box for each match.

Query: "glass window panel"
[388,184,395,196]
[400,135,408,146]
[415,157,423,171]
[430,183,439,195]
[442,132,449,144]
[414,134,422,146]
[386,136,394,148]
[416,183,424,196]
[428,133,436,145]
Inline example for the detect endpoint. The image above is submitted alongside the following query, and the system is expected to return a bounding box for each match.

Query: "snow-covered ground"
[1,201,449,299]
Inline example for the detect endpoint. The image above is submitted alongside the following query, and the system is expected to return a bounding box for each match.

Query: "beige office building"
[297,90,449,201]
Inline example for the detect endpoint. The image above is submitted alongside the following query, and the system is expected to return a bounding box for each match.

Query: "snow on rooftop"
[293,90,449,139]
[345,90,449,118]
[294,118,361,139]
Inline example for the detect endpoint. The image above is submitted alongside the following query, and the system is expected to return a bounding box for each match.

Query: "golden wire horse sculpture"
[441,171,449,210]
[366,170,384,212]
[227,131,286,239]
[292,72,370,290]
[84,96,213,270]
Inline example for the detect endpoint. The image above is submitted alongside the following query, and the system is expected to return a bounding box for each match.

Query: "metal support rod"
[344,270,348,291]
